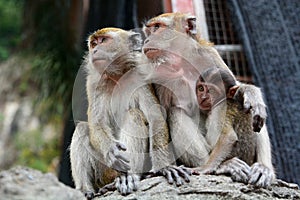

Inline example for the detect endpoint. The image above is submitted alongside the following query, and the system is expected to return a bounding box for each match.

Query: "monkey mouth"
[92,58,106,63]
[143,48,160,59]
[199,99,212,110]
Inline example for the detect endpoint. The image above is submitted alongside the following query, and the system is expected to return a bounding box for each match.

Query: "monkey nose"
[93,49,98,54]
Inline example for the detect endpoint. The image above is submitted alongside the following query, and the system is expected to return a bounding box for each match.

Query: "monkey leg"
[116,108,150,195]
[70,122,97,195]
[169,107,210,167]
[70,122,120,198]
[151,107,210,186]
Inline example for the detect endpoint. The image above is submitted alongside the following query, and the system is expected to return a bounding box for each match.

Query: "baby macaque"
[195,68,275,188]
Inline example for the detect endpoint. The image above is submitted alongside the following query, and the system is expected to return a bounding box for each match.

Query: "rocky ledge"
[0,166,299,200]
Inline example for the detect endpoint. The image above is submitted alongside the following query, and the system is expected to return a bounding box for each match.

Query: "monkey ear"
[129,32,142,51]
[186,16,197,35]
[227,85,239,99]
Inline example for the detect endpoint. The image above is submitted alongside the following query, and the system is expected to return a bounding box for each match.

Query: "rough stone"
[95,175,299,200]
[0,166,299,200]
[0,166,85,200]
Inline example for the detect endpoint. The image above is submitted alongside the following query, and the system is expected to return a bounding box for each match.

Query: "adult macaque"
[70,28,170,198]
[195,68,275,187]
[142,13,268,185]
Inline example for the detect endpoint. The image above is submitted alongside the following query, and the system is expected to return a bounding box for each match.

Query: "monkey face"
[87,28,142,73]
[196,81,212,111]
[143,13,197,38]
[196,80,226,111]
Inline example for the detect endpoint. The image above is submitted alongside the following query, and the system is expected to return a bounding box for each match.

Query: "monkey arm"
[199,125,238,174]
[249,125,275,188]
[136,86,193,186]
[137,85,173,170]
[89,125,130,172]
[233,83,267,132]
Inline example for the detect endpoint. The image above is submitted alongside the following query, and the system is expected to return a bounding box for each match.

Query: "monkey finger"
[119,175,128,195]
[115,153,130,164]
[126,175,134,194]
[173,166,191,182]
[132,174,140,191]
[232,169,249,183]
[255,174,269,188]
[114,159,131,172]
[228,157,251,172]
[178,165,193,175]
[162,169,174,185]
[115,177,121,193]
[126,174,139,193]
[248,171,261,186]
[169,168,183,186]
[116,142,127,151]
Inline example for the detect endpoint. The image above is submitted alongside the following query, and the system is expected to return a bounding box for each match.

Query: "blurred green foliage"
[0,0,83,172]
[20,0,82,120]
[15,129,60,172]
[0,0,23,60]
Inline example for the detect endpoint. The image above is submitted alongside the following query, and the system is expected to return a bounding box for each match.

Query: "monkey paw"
[252,115,265,132]
[84,191,94,200]
[115,174,140,195]
[155,165,191,186]
[249,163,274,188]
[215,157,251,184]
[107,142,130,172]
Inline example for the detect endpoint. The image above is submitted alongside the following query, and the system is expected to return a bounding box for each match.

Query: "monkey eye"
[153,23,160,31]
[197,85,205,92]
[99,37,106,43]
[90,40,98,48]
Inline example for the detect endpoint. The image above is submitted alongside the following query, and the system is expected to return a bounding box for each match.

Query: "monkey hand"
[249,163,274,188]
[107,142,130,172]
[215,157,251,184]
[115,174,140,195]
[152,165,191,186]
[234,84,266,132]
[94,174,140,197]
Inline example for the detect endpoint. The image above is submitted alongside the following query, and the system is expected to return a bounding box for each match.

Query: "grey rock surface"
[96,175,299,200]
[0,166,85,200]
[0,166,299,200]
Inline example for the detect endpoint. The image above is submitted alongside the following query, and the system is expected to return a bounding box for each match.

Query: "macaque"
[70,28,170,198]
[142,12,268,185]
[195,68,275,187]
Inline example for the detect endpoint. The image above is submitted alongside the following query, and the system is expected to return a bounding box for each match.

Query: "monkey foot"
[154,165,191,186]
[84,191,95,200]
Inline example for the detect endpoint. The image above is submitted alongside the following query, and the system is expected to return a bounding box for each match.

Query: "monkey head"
[87,28,142,74]
[142,13,198,60]
[196,68,239,111]
[143,13,198,41]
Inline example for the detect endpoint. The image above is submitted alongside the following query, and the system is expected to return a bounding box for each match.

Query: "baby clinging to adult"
[195,67,274,188]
